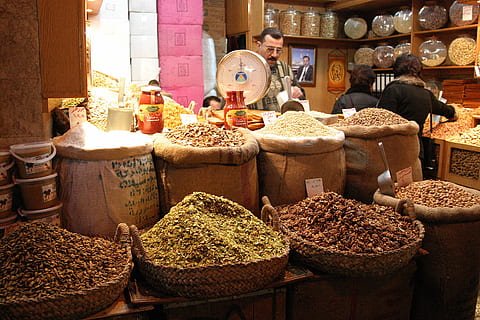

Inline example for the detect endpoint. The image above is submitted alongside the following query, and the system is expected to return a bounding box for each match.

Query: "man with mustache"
[248,27,305,112]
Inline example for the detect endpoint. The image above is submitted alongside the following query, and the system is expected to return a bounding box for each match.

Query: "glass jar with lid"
[373,43,395,68]
[394,40,411,60]
[448,35,476,66]
[393,7,412,34]
[418,1,448,30]
[264,4,279,29]
[320,9,339,38]
[344,16,367,39]
[301,7,320,37]
[280,5,302,36]
[449,1,480,27]
[354,45,374,66]
[372,13,395,37]
[419,37,447,67]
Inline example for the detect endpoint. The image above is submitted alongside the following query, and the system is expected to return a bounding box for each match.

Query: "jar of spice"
[448,35,476,66]
[301,7,320,37]
[137,85,164,134]
[344,16,367,39]
[418,1,448,30]
[373,43,395,68]
[280,5,302,36]
[394,40,411,60]
[354,46,375,66]
[320,9,339,38]
[393,7,412,34]
[264,4,279,29]
[449,0,479,27]
[372,12,395,37]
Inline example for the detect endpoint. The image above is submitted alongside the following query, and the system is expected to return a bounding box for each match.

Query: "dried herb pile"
[0,222,128,303]
[165,123,246,147]
[141,192,287,268]
[276,192,419,254]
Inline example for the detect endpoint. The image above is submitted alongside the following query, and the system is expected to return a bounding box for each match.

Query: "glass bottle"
[418,1,448,30]
[394,40,411,60]
[224,91,248,129]
[264,4,279,29]
[449,0,480,27]
[393,7,412,34]
[344,16,367,39]
[320,9,339,38]
[373,43,395,68]
[354,46,374,67]
[280,5,302,36]
[372,12,395,37]
[301,7,320,37]
[137,85,164,134]
[419,37,447,67]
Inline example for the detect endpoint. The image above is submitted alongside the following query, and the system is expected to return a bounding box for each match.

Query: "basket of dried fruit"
[130,192,289,298]
[0,222,133,320]
[263,193,424,277]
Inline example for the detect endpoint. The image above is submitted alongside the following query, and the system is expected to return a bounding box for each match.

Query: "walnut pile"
[165,123,246,147]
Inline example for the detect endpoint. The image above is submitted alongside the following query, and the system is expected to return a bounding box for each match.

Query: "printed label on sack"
[0,192,12,213]
[305,178,324,198]
[396,167,413,187]
[42,183,57,203]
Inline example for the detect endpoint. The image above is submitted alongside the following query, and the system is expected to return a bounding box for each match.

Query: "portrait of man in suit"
[296,55,314,82]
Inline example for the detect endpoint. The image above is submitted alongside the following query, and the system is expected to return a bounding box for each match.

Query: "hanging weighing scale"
[216,50,271,105]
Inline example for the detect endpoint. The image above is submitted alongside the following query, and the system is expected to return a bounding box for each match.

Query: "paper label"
[180,114,198,125]
[262,111,277,126]
[42,182,57,203]
[342,108,357,118]
[69,107,87,128]
[300,100,310,112]
[462,6,473,21]
[396,167,413,187]
[305,178,324,198]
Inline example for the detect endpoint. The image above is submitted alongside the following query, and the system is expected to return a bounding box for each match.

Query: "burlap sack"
[254,130,346,206]
[154,128,260,216]
[374,185,480,320]
[336,121,422,204]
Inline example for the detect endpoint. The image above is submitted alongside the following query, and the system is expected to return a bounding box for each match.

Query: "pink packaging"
[157,0,203,25]
[162,86,204,113]
[158,24,203,57]
[159,56,203,87]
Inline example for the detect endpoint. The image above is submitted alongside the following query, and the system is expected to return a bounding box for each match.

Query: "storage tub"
[18,202,62,227]
[0,150,14,186]
[10,141,56,179]
[15,173,59,210]
[0,183,15,218]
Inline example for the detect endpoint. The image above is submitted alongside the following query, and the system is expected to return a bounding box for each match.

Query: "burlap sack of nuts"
[334,108,422,204]
[374,180,480,320]
[154,124,260,216]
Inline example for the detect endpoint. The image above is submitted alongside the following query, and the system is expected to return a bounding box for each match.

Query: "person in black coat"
[377,54,457,167]
[331,64,378,114]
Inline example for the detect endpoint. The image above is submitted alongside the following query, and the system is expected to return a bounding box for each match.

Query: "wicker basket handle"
[395,198,417,220]
[261,196,280,232]
[129,225,147,259]
[114,223,130,248]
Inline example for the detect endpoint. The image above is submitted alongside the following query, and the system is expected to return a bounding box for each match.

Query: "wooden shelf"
[413,24,478,36]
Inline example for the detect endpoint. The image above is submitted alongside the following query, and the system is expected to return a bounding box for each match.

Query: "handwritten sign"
[305,178,324,198]
[69,107,87,128]
[262,111,277,126]
[342,108,356,118]
[396,167,413,187]
[180,114,198,125]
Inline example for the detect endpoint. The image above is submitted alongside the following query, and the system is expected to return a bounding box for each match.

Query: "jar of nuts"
[280,5,302,36]
[264,4,279,29]
[449,1,479,27]
[373,43,395,68]
[418,1,448,30]
[344,16,368,39]
[354,45,374,67]
[372,12,395,37]
[301,7,320,37]
[320,9,339,38]
[419,37,447,67]
[448,35,476,66]
[394,40,411,60]
[393,7,412,34]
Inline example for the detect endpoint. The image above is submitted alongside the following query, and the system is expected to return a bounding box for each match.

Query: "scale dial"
[216,50,271,105]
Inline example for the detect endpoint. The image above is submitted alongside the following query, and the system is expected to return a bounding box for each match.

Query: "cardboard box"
[129,12,157,35]
[157,0,203,25]
[131,58,160,82]
[158,24,203,56]
[130,35,158,58]
[161,86,204,113]
[159,55,203,87]
[129,0,157,13]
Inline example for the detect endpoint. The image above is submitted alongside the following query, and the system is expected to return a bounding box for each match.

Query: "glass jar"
[373,43,395,68]
[425,80,442,99]
[354,46,374,66]
[301,7,320,37]
[449,1,480,27]
[344,16,367,39]
[448,35,476,66]
[280,5,302,36]
[320,9,339,38]
[419,37,447,67]
[418,1,448,30]
[393,7,412,34]
[372,13,395,37]
[137,85,164,134]
[394,41,411,60]
[264,4,279,29]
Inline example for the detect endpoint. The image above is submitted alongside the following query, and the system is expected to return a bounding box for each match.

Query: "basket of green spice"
[0,222,133,320]
[130,192,289,298]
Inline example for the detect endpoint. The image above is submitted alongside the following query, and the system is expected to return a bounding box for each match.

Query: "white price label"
[396,167,413,187]
[342,108,357,119]
[462,6,473,21]
[180,114,198,125]
[69,107,87,128]
[262,111,277,126]
[305,178,324,198]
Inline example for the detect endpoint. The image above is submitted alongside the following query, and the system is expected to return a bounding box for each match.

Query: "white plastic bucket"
[18,202,62,227]
[0,183,15,218]
[0,150,14,186]
[0,213,19,239]
[15,173,59,210]
[10,141,56,179]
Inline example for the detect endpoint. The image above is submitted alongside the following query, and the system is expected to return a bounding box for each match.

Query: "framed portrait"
[289,44,316,87]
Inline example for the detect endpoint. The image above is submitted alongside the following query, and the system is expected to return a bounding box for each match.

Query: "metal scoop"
[377,141,395,196]
[280,76,304,114]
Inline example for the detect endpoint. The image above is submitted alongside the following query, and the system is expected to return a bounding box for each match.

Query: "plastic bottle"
[137,85,164,134]
[224,91,248,129]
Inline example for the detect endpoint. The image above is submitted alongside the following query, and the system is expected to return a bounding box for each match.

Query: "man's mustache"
[268,57,277,62]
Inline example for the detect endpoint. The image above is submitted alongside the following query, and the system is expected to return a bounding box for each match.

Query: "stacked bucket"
[0,150,17,237]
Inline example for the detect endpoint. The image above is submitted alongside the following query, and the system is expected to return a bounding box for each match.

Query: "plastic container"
[418,1,448,30]
[224,91,248,129]
[0,213,19,239]
[137,85,164,134]
[280,5,301,36]
[0,150,14,186]
[344,16,367,39]
[372,13,395,37]
[419,37,447,67]
[320,9,339,38]
[264,4,279,29]
[10,141,56,179]
[18,202,63,227]
[301,7,320,37]
[354,46,375,67]
[15,172,59,210]
[448,35,476,66]
[373,43,395,68]
[0,183,15,218]
[393,7,412,34]
[394,41,412,60]
[449,1,479,27]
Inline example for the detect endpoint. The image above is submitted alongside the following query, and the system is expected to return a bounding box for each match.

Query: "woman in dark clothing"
[332,64,378,114]
[377,54,457,165]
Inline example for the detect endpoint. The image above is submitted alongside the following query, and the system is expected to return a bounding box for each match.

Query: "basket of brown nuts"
[0,222,133,320]
[265,193,424,277]
[130,192,289,298]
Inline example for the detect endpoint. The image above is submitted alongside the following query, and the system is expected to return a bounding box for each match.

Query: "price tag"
[305,178,324,198]
[396,167,413,187]
[69,107,87,128]
[180,114,198,125]
[262,111,277,126]
[342,108,356,118]
[462,5,473,21]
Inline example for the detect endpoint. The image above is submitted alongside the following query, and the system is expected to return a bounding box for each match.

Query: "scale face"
[216,50,271,105]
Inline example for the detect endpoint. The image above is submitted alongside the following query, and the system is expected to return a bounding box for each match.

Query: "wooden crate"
[433,138,447,180]
[443,141,480,190]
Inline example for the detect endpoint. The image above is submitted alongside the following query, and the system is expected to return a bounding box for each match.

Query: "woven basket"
[130,219,289,298]
[0,223,133,320]
[263,197,425,277]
